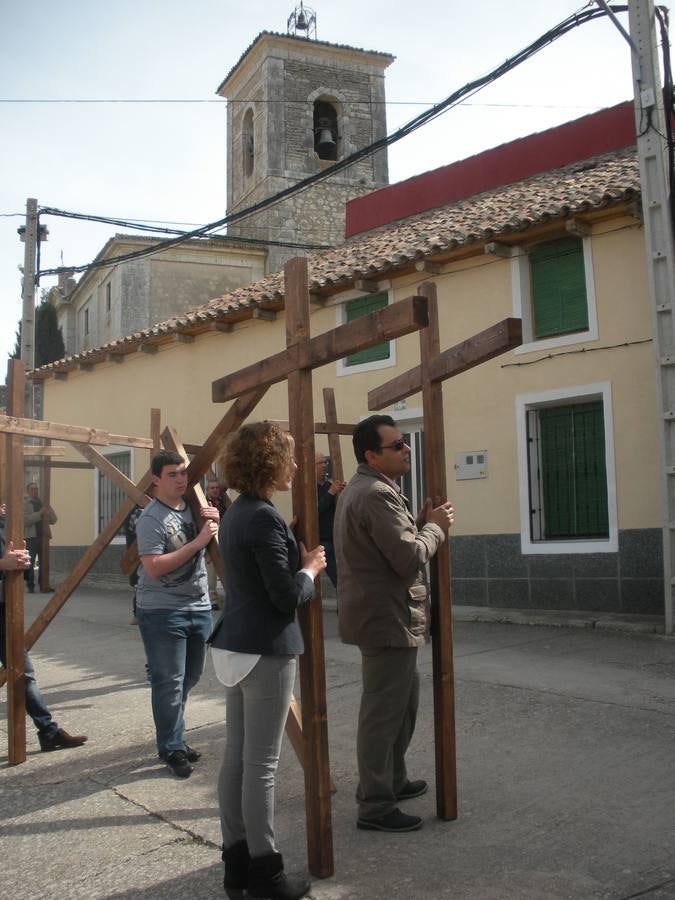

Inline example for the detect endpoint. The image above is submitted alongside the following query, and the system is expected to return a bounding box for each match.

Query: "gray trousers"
[356,646,420,820]
[218,654,296,857]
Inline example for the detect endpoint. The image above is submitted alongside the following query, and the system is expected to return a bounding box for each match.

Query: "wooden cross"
[4,360,28,763]
[367,281,522,819]
[211,259,430,877]
[0,387,270,671]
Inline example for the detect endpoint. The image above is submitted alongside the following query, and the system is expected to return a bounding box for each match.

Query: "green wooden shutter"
[345,292,390,366]
[530,238,589,339]
[539,401,608,539]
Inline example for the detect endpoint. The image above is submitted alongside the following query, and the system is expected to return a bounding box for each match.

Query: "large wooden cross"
[0,364,271,763]
[211,259,430,877]
[368,281,522,819]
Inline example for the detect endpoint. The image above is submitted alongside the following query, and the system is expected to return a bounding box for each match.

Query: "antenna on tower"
[287,2,317,39]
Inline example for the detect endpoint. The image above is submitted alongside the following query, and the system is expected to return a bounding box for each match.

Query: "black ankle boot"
[222,840,250,896]
[248,851,310,900]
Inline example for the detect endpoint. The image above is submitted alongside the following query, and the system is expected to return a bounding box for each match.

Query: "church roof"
[31,145,641,378]
[216,31,395,95]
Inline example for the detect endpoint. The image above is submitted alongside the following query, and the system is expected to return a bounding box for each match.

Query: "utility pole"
[18,198,39,418]
[626,1,675,632]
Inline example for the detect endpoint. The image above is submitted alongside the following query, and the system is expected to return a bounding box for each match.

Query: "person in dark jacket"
[335,415,453,834]
[315,452,344,588]
[210,422,325,900]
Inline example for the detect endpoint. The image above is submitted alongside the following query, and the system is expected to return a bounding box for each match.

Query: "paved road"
[1,589,675,899]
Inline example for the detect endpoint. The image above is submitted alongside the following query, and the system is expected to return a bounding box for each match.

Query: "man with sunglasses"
[335,414,453,833]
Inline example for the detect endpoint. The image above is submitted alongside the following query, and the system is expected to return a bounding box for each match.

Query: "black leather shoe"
[396,779,428,800]
[185,744,201,763]
[39,728,88,752]
[357,808,423,832]
[166,750,193,778]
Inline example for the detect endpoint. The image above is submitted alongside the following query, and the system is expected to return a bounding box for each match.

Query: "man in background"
[315,452,345,589]
[24,482,56,593]
[204,478,230,609]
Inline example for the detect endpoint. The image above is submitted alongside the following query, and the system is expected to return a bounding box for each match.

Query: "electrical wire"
[36,3,627,279]
[37,207,331,249]
[0,98,604,108]
[500,337,652,367]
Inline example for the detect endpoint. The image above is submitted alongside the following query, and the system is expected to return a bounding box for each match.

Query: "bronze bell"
[317,128,336,154]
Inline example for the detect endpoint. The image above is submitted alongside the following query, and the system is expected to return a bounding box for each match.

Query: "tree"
[12,288,65,367]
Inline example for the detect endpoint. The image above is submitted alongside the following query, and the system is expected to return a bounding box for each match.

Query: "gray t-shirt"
[136,498,210,612]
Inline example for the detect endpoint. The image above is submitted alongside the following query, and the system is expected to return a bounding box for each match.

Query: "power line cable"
[37,3,628,279]
[37,207,331,249]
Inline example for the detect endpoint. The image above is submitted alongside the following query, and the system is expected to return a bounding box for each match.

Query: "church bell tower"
[216,7,394,273]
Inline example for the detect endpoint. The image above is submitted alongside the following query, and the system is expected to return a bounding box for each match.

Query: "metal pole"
[628,0,675,632]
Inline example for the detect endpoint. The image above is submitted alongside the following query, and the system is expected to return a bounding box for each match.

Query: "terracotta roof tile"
[34,147,640,374]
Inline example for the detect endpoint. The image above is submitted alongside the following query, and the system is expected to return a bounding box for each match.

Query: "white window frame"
[515,381,618,554]
[511,236,598,355]
[93,446,133,545]
[335,287,397,377]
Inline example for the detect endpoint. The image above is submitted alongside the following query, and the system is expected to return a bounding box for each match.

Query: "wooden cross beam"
[212,294,429,402]
[0,413,155,450]
[368,283,522,820]
[367,317,523,410]
[22,445,65,457]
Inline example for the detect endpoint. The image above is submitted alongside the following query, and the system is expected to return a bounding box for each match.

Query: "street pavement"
[1,588,675,899]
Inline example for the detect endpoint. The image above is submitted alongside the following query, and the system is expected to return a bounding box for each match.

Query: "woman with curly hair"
[210,422,326,900]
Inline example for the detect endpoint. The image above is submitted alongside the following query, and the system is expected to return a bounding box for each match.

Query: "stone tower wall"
[223,35,392,274]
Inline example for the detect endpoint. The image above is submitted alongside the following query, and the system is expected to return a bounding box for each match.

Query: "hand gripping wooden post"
[5,359,27,763]
[368,283,522,818]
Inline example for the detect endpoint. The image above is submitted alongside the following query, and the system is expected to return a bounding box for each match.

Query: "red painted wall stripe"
[345,101,636,237]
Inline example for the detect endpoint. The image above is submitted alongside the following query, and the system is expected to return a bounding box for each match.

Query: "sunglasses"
[380,439,408,451]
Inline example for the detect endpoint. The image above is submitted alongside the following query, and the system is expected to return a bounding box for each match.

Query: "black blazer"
[209,494,314,655]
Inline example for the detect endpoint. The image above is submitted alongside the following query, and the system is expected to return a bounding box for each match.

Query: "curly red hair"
[218,422,293,498]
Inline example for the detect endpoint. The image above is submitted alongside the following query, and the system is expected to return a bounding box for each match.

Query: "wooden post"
[367,307,522,819]
[322,388,344,482]
[419,282,457,820]
[5,359,27,763]
[286,258,334,878]
[150,408,161,464]
[39,440,52,592]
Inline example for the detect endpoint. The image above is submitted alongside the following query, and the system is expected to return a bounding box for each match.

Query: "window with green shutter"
[530,238,589,339]
[344,292,390,367]
[536,401,608,539]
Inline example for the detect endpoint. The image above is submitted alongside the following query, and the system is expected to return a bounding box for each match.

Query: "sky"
[0,0,637,374]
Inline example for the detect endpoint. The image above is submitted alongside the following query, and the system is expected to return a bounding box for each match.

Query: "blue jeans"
[137,607,212,757]
[0,606,58,738]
